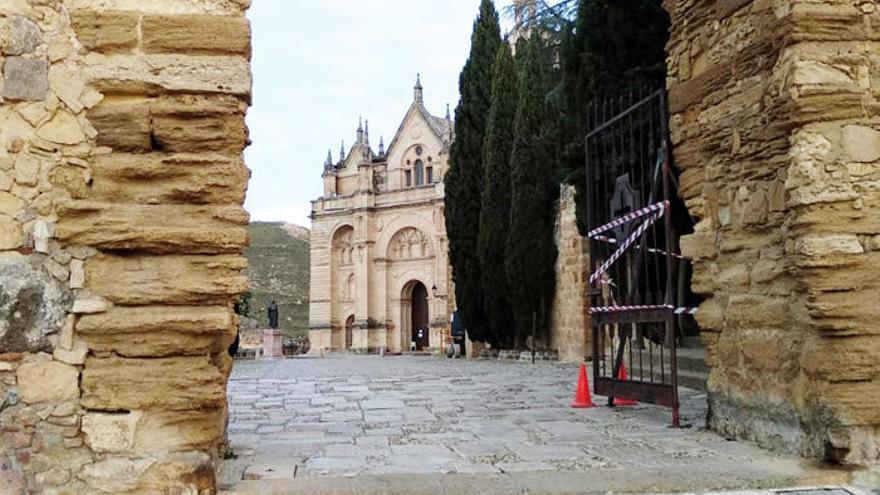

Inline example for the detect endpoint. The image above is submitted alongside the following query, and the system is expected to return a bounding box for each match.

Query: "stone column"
[665,0,880,465]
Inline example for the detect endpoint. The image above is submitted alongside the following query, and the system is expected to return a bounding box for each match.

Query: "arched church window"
[405,170,412,187]
[415,159,424,186]
[427,166,434,184]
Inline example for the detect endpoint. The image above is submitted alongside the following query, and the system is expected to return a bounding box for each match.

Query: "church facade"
[308,78,455,353]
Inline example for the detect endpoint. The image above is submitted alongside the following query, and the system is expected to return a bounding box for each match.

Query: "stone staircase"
[631,336,708,392]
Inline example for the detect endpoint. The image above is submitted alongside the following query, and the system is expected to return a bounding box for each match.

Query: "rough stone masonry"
[0,1,251,493]
[665,0,880,465]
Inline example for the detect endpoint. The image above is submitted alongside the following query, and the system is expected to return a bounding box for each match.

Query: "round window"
[415,146,423,156]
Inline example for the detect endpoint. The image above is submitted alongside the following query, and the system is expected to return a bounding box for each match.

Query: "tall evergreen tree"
[505,34,559,347]
[558,0,670,233]
[445,0,502,343]
[478,44,518,348]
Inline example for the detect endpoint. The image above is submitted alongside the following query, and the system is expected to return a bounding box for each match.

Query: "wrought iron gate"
[584,89,694,426]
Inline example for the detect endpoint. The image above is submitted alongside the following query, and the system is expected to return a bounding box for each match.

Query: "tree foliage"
[445,0,502,343]
[478,44,518,348]
[557,0,670,233]
[505,33,559,347]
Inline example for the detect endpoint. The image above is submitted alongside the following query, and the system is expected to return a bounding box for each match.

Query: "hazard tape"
[587,201,669,239]
[588,304,699,315]
[592,234,685,260]
[589,209,664,285]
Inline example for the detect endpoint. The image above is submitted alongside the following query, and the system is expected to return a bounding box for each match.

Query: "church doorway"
[410,282,429,350]
[345,315,354,349]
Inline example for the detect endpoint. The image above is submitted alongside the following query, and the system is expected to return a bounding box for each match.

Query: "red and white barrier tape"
[587,201,669,239]
[589,209,664,285]
[589,304,700,315]
[593,234,685,260]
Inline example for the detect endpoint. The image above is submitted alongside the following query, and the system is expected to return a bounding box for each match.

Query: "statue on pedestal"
[267,300,279,329]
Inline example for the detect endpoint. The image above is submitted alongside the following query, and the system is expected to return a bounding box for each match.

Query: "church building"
[308,77,455,353]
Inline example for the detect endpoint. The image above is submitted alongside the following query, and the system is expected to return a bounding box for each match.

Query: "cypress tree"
[505,34,559,348]
[558,0,670,234]
[478,44,518,349]
[445,0,502,343]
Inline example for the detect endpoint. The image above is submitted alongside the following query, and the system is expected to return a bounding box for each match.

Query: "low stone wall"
[548,184,590,363]
[665,0,880,465]
[0,1,251,492]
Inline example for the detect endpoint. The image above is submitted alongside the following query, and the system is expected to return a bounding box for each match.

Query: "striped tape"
[593,234,685,260]
[587,201,669,239]
[589,304,700,315]
[589,209,663,285]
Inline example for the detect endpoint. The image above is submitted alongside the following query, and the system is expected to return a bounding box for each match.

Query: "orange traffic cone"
[613,362,638,406]
[571,363,595,408]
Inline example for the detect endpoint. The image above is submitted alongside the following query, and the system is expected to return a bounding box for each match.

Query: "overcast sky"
[244,1,515,227]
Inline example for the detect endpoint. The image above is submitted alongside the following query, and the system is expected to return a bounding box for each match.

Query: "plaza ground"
[219,355,860,494]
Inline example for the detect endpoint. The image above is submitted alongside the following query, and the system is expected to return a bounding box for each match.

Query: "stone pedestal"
[262,329,284,359]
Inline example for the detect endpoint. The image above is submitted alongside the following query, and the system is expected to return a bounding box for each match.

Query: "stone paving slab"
[219,355,857,493]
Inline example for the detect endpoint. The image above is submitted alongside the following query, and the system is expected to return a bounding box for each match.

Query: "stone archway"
[400,280,430,351]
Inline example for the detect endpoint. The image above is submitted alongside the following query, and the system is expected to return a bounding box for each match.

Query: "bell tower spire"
[414,73,423,104]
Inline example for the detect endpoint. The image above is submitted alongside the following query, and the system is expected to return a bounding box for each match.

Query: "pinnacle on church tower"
[339,140,346,163]
[364,119,370,146]
[357,117,364,144]
[414,73,423,104]
[445,103,451,121]
[378,136,385,157]
[324,149,333,170]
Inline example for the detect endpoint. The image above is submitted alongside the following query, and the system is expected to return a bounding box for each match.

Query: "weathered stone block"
[82,411,142,453]
[16,361,79,404]
[2,57,48,101]
[142,15,250,56]
[0,216,22,250]
[724,295,789,330]
[36,111,86,145]
[680,231,716,260]
[77,306,234,357]
[79,452,215,494]
[83,54,252,97]
[56,202,249,253]
[0,254,73,352]
[88,153,248,205]
[0,191,22,217]
[81,356,226,411]
[85,254,247,305]
[69,10,139,54]
[5,15,42,56]
[86,100,152,152]
[13,152,40,186]
[841,125,880,163]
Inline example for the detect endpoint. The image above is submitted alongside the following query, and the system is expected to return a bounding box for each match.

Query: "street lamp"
[431,285,438,298]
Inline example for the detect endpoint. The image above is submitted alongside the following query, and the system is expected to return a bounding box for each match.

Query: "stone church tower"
[309,77,455,353]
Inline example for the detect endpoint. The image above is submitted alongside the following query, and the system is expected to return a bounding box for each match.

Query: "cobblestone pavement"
[219,355,852,494]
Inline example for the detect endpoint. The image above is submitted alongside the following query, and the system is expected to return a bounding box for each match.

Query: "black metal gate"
[584,89,694,426]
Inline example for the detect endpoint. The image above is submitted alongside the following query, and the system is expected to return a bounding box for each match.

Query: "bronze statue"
[267,300,279,329]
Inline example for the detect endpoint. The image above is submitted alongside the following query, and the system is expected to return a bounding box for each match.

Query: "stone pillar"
[353,213,372,353]
[548,184,591,362]
[0,2,251,493]
[665,0,880,465]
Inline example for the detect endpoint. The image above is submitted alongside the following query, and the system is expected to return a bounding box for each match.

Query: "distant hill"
[243,222,310,338]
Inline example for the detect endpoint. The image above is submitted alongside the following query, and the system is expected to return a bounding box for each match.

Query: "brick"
[69,11,139,54]
[142,15,250,56]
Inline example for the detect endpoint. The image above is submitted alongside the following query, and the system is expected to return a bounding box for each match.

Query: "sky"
[244,1,515,227]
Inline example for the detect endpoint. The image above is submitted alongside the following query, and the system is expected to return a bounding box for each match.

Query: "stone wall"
[0,1,251,492]
[665,0,880,465]
[548,184,590,363]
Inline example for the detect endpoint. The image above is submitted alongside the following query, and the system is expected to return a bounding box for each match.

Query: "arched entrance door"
[345,315,354,349]
[410,282,429,350]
